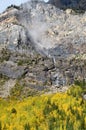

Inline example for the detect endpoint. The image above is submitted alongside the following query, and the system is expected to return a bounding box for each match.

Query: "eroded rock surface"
[0,1,86,58]
[0,1,86,98]
[49,0,86,10]
[0,49,86,98]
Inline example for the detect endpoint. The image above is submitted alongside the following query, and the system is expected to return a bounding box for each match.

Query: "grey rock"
[0,79,16,98]
[0,62,28,79]
[83,94,86,100]
[49,0,86,10]
[0,1,86,58]
[0,1,86,97]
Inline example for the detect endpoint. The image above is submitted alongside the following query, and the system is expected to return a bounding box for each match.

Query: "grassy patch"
[10,81,40,99]
[0,74,9,86]
[0,49,10,63]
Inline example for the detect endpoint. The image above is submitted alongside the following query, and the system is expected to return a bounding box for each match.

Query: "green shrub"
[11,108,17,114]
[0,121,2,130]
[67,85,83,98]
[24,123,30,130]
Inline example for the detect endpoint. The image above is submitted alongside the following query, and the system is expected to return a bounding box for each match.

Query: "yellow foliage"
[0,85,85,130]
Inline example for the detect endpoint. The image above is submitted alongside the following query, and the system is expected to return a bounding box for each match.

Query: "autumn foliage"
[0,85,86,130]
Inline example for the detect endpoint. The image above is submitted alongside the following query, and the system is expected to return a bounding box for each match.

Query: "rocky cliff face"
[79,0,86,10]
[0,0,86,98]
[49,0,86,10]
[0,1,86,58]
